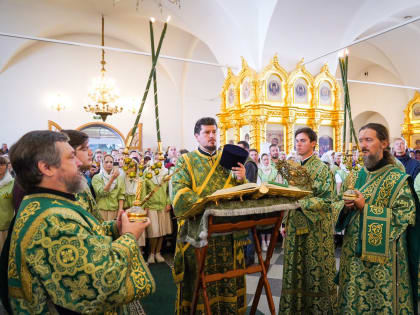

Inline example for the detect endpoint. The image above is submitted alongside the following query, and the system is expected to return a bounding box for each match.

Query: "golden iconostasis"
[217,55,343,155]
[402,91,420,149]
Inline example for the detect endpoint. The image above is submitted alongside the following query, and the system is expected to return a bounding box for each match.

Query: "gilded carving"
[217,56,342,153]
[401,91,420,148]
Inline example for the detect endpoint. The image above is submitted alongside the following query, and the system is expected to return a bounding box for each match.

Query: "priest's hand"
[232,162,246,181]
[117,209,124,235]
[344,190,365,212]
[121,212,150,240]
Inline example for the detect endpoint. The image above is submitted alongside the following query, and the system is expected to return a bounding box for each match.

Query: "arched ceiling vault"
[2,0,420,86]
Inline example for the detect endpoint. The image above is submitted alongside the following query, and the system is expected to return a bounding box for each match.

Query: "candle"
[127,18,168,149]
[150,19,162,143]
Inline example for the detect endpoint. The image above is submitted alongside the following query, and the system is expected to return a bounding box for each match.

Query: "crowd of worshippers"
[0,119,419,314]
[0,138,186,265]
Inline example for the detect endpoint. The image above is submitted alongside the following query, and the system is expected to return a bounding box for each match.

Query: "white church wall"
[0,31,224,152]
[347,64,409,139]
[181,41,225,151]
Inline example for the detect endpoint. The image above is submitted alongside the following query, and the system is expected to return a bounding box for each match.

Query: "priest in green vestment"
[3,131,154,314]
[334,123,419,314]
[279,127,337,314]
[171,117,247,315]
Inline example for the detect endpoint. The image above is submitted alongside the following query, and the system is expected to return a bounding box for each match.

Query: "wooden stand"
[190,211,284,315]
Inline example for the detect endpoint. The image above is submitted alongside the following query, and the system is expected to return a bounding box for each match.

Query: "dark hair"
[261,153,268,159]
[237,141,250,150]
[103,154,114,162]
[0,156,8,165]
[60,130,89,149]
[359,123,394,165]
[194,117,217,135]
[415,150,420,154]
[9,131,69,191]
[144,156,152,163]
[179,149,189,155]
[295,127,317,143]
[249,148,258,154]
[269,144,278,150]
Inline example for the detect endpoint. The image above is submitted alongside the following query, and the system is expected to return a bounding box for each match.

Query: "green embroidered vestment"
[334,164,417,314]
[279,155,337,314]
[8,192,155,314]
[171,149,246,315]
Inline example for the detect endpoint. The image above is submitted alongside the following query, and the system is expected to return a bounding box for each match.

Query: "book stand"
[190,210,285,315]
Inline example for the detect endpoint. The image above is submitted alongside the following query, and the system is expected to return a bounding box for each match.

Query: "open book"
[180,182,311,218]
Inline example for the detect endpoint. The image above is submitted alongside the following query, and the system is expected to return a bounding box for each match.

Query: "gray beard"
[363,151,381,169]
[65,174,85,194]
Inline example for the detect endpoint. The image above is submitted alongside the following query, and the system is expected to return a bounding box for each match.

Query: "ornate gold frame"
[217,55,343,153]
[48,120,142,151]
[48,120,62,131]
[401,91,420,148]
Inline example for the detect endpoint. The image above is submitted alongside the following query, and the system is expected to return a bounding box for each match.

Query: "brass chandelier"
[84,15,123,121]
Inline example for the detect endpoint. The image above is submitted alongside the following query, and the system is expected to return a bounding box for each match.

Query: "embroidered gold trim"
[182,154,196,192]
[197,152,222,196]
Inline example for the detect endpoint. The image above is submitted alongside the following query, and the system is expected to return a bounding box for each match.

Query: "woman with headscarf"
[92,154,125,221]
[141,163,172,264]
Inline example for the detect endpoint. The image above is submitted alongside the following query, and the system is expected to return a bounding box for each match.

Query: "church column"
[234,121,241,143]
[285,110,296,154]
[219,123,226,146]
[285,121,295,154]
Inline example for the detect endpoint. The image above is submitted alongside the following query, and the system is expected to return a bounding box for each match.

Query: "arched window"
[78,123,125,153]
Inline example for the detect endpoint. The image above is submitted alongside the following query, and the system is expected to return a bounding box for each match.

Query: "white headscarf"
[100,168,117,191]
[0,170,13,189]
[321,150,335,165]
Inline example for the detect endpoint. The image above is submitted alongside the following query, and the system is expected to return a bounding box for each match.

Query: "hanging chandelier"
[84,15,123,121]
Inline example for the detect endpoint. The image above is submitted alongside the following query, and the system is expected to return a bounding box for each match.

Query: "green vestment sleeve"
[298,157,335,225]
[8,195,155,314]
[171,156,202,217]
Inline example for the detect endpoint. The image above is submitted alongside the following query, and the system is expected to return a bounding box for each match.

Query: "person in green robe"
[0,156,14,254]
[334,123,419,314]
[171,117,247,315]
[61,129,103,223]
[92,154,125,221]
[279,127,337,314]
[2,130,154,314]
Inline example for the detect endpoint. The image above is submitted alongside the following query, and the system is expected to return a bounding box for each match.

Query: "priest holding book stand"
[171,117,311,315]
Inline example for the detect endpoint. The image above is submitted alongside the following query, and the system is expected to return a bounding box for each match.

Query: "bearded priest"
[334,123,420,314]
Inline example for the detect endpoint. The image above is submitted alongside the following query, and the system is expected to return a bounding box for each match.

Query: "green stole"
[353,165,407,263]
[8,193,100,301]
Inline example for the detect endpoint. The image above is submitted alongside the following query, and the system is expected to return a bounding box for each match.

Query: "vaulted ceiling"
[1,0,420,147]
[1,0,420,78]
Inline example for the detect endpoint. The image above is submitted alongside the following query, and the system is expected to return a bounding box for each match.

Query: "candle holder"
[338,49,363,201]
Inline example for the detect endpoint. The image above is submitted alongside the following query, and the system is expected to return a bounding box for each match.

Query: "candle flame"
[166,15,171,23]
[150,17,155,23]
